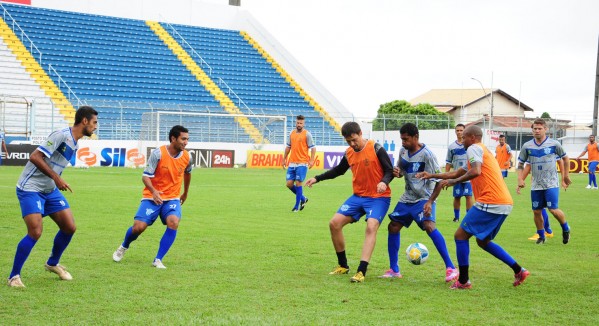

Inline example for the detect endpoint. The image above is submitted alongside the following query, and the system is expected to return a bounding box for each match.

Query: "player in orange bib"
[112,125,192,269]
[576,135,599,189]
[282,115,316,212]
[495,134,512,178]
[418,125,529,289]
[305,122,394,283]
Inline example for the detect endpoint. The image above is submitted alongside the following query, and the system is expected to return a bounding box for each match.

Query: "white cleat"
[593,186,598,190]
[113,245,127,262]
[152,259,167,269]
[44,263,73,280]
[7,275,25,288]
[586,185,592,189]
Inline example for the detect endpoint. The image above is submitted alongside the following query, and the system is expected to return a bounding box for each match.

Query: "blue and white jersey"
[397,144,441,203]
[17,127,77,193]
[445,141,469,182]
[518,137,566,190]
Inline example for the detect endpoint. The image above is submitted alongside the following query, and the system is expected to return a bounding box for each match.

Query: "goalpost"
[139,111,288,146]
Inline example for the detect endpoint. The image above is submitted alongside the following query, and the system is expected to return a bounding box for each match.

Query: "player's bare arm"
[309,147,316,168]
[180,172,191,205]
[560,156,572,189]
[305,177,317,187]
[282,146,290,169]
[517,163,531,194]
[143,176,163,205]
[29,150,72,192]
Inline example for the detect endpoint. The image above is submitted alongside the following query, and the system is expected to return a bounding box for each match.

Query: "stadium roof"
[410,88,534,113]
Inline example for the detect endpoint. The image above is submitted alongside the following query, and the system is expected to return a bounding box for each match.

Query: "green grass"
[0,166,598,325]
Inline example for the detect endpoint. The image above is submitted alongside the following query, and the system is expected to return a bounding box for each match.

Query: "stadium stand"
[0,2,344,144]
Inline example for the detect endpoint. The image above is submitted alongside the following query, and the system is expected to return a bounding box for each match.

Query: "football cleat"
[350,271,365,283]
[300,198,309,211]
[545,232,554,238]
[452,217,460,223]
[562,230,570,244]
[445,268,459,282]
[586,185,592,189]
[113,245,127,262]
[449,280,472,290]
[44,263,73,280]
[7,275,25,288]
[379,269,402,279]
[152,259,167,269]
[535,237,545,245]
[513,268,530,286]
[329,265,350,275]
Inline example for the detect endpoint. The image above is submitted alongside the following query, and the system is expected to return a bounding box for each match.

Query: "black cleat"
[452,217,460,222]
[535,237,546,245]
[563,230,570,244]
[300,198,309,211]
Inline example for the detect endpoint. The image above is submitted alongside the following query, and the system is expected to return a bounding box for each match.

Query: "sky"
[224,0,599,123]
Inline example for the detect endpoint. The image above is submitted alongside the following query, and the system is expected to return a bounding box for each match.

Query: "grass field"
[0,166,598,325]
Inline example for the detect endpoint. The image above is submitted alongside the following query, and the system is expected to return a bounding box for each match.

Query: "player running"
[445,124,473,222]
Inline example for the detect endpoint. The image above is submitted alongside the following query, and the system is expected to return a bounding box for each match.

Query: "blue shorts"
[16,188,70,217]
[337,195,391,223]
[461,206,508,241]
[589,161,598,173]
[134,199,182,226]
[388,200,436,230]
[501,170,508,178]
[286,165,308,182]
[531,188,559,210]
[452,182,472,198]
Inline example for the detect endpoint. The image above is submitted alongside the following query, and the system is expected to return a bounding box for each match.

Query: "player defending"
[305,122,393,283]
[576,135,599,189]
[445,124,473,222]
[495,134,512,178]
[113,125,192,269]
[8,106,98,287]
[418,125,529,289]
[282,115,316,212]
[381,123,458,282]
[517,119,571,245]
[0,128,8,165]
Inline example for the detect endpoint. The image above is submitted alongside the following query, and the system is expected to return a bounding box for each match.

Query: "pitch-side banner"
[246,150,324,169]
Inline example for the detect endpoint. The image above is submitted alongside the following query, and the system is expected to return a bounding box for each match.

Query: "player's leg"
[44,208,75,280]
[294,166,308,211]
[9,189,47,286]
[463,183,474,212]
[328,213,354,274]
[452,226,473,289]
[8,213,43,286]
[589,162,598,188]
[420,202,457,282]
[477,237,529,286]
[542,208,553,236]
[286,167,297,203]
[545,188,570,244]
[452,184,464,222]
[113,201,155,262]
[351,197,389,282]
[383,201,408,277]
[153,215,180,269]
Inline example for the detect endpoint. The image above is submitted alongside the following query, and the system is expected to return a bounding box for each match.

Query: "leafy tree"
[372,100,454,131]
[541,112,552,119]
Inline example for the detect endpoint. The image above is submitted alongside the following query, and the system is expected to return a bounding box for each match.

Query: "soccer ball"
[406,242,429,265]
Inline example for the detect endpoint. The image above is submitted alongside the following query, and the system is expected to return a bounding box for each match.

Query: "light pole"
[471,77,494,131]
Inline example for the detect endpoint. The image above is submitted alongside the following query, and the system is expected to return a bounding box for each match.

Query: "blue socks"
[429,229,455,269]
[10,234,38,278]
[295,186,304,210]
[289,185,297,194]
[156,228,177,260]
[47,230,74,266]
[453,209,460,220]
[122,226,140,248]
[542,209,552,234]
[388,233,400,273]
[561,222,570,232]
[481,241,516,267]
[455,239,470,267]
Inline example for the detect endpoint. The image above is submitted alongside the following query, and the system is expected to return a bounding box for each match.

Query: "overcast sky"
[212,0,599,122]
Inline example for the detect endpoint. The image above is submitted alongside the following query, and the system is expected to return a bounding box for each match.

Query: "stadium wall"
[20,0,352,124]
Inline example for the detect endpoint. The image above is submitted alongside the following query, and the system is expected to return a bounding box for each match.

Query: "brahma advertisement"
[246,150,394,169]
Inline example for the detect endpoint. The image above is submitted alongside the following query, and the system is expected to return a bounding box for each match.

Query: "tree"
[372,100,455,131]
[541,112,552,119]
